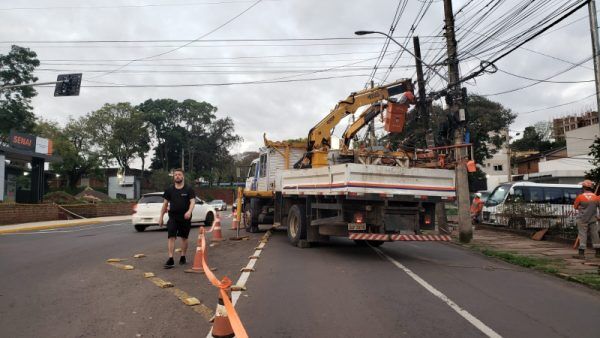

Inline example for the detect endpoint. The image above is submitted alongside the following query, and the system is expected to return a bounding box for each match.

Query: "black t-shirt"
[163,185,196,216]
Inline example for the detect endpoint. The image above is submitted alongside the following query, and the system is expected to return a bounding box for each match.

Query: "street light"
[355,30,449,82]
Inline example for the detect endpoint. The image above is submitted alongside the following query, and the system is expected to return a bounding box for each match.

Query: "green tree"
[34,117,101,189]
[137,99,183,170]
[0,45,40,137]
[88,103,151,170]
[586,136,600,184]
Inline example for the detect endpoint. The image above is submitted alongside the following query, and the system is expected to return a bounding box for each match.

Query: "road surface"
[1,213,599,338]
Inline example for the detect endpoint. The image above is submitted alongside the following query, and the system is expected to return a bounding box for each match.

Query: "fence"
[482,202,578,239]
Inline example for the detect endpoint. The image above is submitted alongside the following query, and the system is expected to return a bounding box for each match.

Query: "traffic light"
[54,73,82,97]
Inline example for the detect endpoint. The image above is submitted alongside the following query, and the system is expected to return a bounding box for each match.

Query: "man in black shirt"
[159,168,196,269]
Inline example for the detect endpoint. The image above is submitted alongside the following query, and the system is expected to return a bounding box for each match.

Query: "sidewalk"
[456,225,600,290]
[0,215,132,234]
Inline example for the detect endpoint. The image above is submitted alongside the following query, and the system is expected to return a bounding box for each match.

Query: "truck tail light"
[354,212,364,224]
[424,214,431,225]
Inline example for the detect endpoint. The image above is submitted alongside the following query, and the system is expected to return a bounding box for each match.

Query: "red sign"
[9,131,36,151]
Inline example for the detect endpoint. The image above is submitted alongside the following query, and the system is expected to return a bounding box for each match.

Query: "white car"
[132,192,216,232]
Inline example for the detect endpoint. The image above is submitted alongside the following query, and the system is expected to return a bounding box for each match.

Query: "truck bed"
[277,163,456,199]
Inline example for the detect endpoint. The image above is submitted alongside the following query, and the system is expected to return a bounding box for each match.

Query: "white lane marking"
[372,247,503,338]
[206,233,270,338]
[0,222,128,235]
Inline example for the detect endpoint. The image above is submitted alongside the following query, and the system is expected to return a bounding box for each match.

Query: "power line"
[88,0,263,79]
[0,0,277,11]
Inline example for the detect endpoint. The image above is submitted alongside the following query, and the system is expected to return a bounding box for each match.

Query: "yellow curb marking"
[0,220,103,234]
[106,258,213,322]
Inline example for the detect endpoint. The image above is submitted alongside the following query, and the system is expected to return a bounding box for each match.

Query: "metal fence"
[482,202,578,239]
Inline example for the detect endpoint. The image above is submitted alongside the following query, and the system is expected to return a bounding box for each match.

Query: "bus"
[482,182,581,230]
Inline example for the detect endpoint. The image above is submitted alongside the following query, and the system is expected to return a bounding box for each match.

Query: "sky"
[1,0,597,168]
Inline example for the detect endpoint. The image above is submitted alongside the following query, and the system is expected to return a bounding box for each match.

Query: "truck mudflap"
[348,233,451,241]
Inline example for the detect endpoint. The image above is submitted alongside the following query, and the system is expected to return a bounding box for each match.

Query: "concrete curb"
[0,220,103,234]
[0,215,131,234]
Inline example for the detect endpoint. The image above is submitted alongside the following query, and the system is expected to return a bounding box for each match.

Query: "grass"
[466,244,600,290]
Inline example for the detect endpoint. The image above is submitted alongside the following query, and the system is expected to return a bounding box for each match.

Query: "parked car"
[208,199,227,211]
[131,192,216,232]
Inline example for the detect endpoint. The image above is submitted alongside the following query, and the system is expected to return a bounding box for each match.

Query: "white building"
[480,130,511,191]
[525,124,597,183]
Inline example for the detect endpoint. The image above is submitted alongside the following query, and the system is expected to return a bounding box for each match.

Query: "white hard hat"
[475,192,482,197]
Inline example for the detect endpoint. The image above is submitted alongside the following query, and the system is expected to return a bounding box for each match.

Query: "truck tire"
[134,224,147,232]
[287,204,307,247]
[244,198,260,233]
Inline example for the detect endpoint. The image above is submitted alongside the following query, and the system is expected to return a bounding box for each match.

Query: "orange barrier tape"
[199,228,249,338]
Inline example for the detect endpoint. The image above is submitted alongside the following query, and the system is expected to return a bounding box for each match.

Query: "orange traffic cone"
[212,284,234,338]
[211,213,225,242]
[230,217,239,230]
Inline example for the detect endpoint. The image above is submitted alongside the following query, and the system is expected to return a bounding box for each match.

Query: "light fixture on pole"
[355,30,449,82]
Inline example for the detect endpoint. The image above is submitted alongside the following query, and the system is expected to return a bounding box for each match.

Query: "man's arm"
[184,198,195,220]
[159,199,168,226]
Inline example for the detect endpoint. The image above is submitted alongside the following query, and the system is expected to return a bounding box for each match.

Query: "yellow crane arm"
[306,79,412,152]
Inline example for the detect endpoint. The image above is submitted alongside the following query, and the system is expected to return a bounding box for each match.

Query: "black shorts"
[167,216,191,239]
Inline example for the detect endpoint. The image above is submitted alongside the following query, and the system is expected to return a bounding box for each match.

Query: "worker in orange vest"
[573,180,600,259]
[470,192,485,224]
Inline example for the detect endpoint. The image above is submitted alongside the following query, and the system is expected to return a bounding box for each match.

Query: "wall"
[0,203,59,225]
[195,188,235,204]
[566,124,598,157]
[108,176,140,199]
[0,202,134,225]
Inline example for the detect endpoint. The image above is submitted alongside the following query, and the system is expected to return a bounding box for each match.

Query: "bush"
[43,191,85,204]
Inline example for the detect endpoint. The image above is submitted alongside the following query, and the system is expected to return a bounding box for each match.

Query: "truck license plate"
[348,223,366,231]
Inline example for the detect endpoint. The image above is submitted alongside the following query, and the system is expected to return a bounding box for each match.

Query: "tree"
[586,136,600,185]
[34,117,101,189]
[0,45,40,137]
[87,103,151,170]
[511,126,554,152]
[137,99,183,170]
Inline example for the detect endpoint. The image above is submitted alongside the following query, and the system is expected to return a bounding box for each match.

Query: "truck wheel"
[244,198,260,233]
[287,204,307,247]
[134,224,146,232]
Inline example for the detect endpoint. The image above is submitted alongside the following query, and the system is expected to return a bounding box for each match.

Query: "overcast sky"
[1,0,597,168]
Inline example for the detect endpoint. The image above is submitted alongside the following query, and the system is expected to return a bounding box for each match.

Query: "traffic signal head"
[54,73,82,96]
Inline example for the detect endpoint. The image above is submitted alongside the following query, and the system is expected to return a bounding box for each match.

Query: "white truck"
[242,80,461,247]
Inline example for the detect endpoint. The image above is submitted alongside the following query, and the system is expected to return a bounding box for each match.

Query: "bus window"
[526,187,544,203]
[486,184,511,206]
[564,188,580,204]
[259,154,267,178]
[544,187,563,204]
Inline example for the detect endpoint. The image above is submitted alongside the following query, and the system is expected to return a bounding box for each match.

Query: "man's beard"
[174,178,183,184]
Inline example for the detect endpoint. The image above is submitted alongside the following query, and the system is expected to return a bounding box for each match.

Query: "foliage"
[0,45,40,137]
[34,118,102,189]
[43,191,83,204]
[137,99,242,184]
[87,102,151,170]
[585,136,600,184]
[148,169,172,191]
[511,126,554,152]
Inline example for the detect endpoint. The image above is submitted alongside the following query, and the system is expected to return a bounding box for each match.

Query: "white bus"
[482,182,581,230]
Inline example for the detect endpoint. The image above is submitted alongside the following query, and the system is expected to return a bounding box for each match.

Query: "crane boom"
[305,79,413,167]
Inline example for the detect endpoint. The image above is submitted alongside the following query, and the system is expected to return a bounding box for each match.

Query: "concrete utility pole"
[588,0,600,132]
[443,0,472,242]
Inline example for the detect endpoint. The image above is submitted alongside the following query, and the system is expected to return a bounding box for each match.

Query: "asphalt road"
[1,213,600,338]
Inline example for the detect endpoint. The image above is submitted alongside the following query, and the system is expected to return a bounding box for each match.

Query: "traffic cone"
[230,217,239,230]
[212,284,234,338]
[211,213,225,242]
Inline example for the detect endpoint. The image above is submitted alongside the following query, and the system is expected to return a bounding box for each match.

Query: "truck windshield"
[486,184,511,206]
[248,162,257,178]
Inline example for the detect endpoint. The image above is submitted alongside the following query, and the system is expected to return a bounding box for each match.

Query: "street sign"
[54,73,82,97]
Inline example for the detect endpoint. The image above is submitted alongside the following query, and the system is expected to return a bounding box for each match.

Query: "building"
[0,131,59,203]
[521,125,597,184]
[514,147,567,175]
[553,111,599,140]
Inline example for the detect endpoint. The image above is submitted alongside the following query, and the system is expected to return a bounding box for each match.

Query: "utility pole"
[588,0,600,132]
[443,0,472,242]
[414,36,448,234]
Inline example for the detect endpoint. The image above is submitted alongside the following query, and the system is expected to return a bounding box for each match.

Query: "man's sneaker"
[179,256,187,265]
[164,257,175,269]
